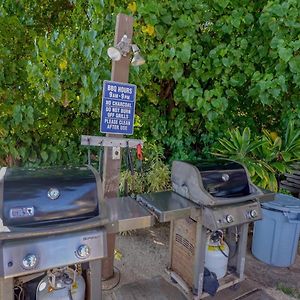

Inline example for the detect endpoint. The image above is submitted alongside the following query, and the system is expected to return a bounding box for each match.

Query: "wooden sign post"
[101,13,134,280]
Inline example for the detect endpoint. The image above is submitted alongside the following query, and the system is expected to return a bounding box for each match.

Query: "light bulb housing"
[131,44,145,66]
[107,47,122,61]
[107,37,145,66]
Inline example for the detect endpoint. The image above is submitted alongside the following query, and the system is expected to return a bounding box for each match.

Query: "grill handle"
[283,211,300,224]
[0,211,108,241]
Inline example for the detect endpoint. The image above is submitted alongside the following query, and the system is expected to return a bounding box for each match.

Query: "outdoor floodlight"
[107,34,131,61]
[107,35,145,66]
[107,47,122,61]
[131,44,145,66]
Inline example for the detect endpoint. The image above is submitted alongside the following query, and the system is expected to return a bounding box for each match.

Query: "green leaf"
[281,151,292,162]
[94,40,105,55]
[278,47,293,62]
[273,137,282,149]
[13,105,22,125]
[41,151,48,162]
[218,138,237,152]
[272,162,286,173]
[83,46,92,60]
[217,0,229,9]
[178,41,191,63]
[249,140,267,152]
[269,4,286,17]
[253,163,265,180]
[289,56,300,73]
[242,127,251,146]
[244,13,254,25]
[268,173,278,192]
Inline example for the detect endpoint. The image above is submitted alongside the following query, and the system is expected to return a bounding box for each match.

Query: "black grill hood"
[171,159,263,206]
[1,166,102,227]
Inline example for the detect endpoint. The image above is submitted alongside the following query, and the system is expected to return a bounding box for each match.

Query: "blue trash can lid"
[262,193,300,213]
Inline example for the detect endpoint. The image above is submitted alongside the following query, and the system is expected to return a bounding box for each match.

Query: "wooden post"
[101,13,134,280]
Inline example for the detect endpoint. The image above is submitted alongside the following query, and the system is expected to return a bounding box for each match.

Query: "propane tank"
[204,230,229,279]
[36,266,85,300]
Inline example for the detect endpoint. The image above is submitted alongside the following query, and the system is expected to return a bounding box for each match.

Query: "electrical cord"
[102,266,121,291]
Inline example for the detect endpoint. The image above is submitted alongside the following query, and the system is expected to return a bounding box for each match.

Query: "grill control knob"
[22,254,38,270]
[225,215,234,223]
[248,209,258,219]
[76,244,90,259]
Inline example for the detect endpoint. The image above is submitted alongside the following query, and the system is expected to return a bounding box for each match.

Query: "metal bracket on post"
[81,135,143,149]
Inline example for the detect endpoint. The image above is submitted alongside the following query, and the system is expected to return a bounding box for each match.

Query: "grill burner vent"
[175,233,195,255]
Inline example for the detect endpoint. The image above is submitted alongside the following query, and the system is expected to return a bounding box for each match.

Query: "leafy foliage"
[213,122,300,191]
[119,143,171,196]
[0,0,300,167]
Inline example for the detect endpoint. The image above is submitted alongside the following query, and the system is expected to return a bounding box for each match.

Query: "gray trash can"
[252,193,300,267]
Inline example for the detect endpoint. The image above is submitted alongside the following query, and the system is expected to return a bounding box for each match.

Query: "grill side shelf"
[136,191,198,223]
[106,197,154,233]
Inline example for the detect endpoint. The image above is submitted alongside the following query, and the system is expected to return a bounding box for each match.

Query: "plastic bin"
[252,193,300,267]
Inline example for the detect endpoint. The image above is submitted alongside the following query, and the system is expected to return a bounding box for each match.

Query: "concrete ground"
[103,223,300,300]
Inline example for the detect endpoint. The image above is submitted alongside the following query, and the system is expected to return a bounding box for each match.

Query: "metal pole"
[236,223,249,279]
[87,260,102,300]
[102,13,134,280]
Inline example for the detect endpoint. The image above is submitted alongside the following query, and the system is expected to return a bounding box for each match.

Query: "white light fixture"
[107,34,131,61]
[107,47,122,61]
[131,44,145,66]
[107,35,145,66]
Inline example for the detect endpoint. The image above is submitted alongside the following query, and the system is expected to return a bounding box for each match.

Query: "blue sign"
[100,80,137,135]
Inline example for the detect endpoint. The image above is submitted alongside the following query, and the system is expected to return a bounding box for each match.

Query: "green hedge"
[0,0,299,167]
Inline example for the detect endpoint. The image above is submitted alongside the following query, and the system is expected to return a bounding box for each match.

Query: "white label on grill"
[9,207,34,218]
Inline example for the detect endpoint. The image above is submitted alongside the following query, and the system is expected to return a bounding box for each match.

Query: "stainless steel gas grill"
[171,160,266,230]
[0,166,109,300]
[137,159,274,298]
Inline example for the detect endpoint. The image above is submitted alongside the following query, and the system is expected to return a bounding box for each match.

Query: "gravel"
[103,223,300,300]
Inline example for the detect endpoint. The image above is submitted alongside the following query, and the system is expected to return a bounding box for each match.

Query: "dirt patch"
[103,223,300,300]
[245,235,300,293]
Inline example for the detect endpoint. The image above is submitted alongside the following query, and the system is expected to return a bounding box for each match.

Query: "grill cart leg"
[168,220,175,269]
[0,277,14,300]
[227,226,239,268]
[236,223,249,279]
[193,222,207,299]
[86,259,102,300]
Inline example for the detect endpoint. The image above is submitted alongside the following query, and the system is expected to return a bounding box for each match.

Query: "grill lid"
[171,159,263,206]
[192,160,250,198]
[1,166,101,227]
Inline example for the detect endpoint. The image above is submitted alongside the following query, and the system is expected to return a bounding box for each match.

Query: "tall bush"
[213,121,300,191]
[0,0,299,166]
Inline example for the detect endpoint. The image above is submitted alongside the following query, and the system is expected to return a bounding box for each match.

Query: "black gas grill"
[137,159,274,299]
[0,165,108,300]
